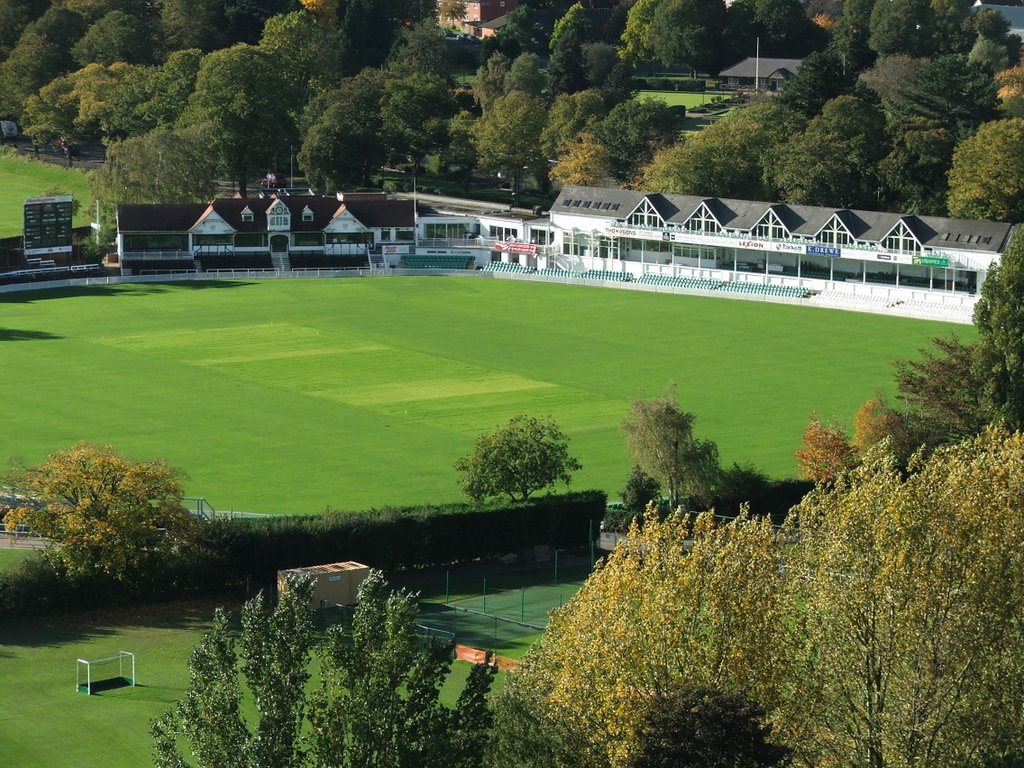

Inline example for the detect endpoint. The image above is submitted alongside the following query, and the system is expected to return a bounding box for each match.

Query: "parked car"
[260,172,287,187]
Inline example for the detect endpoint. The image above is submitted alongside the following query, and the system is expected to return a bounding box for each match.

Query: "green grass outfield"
[0,153,93,238]
[0,277,972,514]
[0,592,500,768]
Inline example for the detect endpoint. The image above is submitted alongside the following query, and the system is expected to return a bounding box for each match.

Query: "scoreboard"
[24,195,73,256]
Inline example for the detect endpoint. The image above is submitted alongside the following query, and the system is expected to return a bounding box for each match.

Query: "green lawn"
[0,546,37,570]
[0,600,223,768]
[0,153,93,238]
[0,278,971,514]
[637,89,729,109]
[0,582,521,768]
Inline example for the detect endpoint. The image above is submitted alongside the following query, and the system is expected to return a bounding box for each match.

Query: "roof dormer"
[751,207,790,240]
[683,201,722,234]
[881,218,922,254]
[815,212,854,246]
[241,205,254,223]
[267,200,290,231]
[626,197,665,229]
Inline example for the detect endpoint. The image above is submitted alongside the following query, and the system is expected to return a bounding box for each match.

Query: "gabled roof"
[549,186,1014,253]
[719,57,803,79]
[116,195,414,233]
[549,185,643,218]
[117,204,206,232]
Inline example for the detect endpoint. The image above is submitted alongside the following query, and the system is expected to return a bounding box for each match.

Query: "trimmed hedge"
[199,490,607,586]
[635,77,707,92]
[0,491,606,616]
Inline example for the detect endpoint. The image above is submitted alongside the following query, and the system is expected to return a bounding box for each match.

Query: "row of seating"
[719,282,812,299]
[634,275,724,291]
[482,262,536,273]
[537,268,587,279]
[584,269,631,282]
[400,254,475,270]
[537,268,634,282]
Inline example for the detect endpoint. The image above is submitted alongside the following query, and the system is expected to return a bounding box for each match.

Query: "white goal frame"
[76,651,135,695]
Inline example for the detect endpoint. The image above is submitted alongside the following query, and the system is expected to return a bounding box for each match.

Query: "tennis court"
[415,563,591,656]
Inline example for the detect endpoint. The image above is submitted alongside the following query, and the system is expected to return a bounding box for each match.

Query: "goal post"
[76,651,135,695]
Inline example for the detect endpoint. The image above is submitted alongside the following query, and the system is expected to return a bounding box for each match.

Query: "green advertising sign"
[913,254,949,268]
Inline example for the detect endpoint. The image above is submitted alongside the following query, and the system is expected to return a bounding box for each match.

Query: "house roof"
[117,195,414,233]
[971,0,1024,38]
[719,57,803,80]
[550,186,1013,254]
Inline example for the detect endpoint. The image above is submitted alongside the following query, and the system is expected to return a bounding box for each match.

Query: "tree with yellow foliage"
[3,442,196,583]
[300,0,339,29]
[784,428,1024,767]
[491,507,789,766]
[550,132,611,188]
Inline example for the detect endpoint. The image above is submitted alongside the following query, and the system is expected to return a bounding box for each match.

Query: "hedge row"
[635,77,707,92]
[0,491,607,616]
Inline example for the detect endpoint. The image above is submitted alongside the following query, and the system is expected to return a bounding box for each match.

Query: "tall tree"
[974,228,1024,431]
[732,0,826,58]
[260,11,346,108]
[298,69,386,189]
[0,6,87,120]
[785,428,1024,767]
[308,570,497,767]
[380,72,456,174]
[184,44,293,196]
[473,90,549,204]
[793,413,857,484]
[547,2,593,95]
[442,109,478,195]
[504,53,547,98]
[156,571,497,768]
[638,101,805,199]
[829,0,876,72]
[2,442,197,584]
[650,0,730,76]
[154,575,315,768]
[620,0,662,68]
[626,685,791,768]
[868,0,935,57]
[493,508,788,766]
[541,88,606,159]
[91,124,218,205]
[453,414,582,502]
[621,382,720,509]
[71,8,155,66]
[778,49,858,118]
[948,117,1024,222]
[160,0,225,53]
[593,97,678,183]
[887,54,999,141]
[550,132,612,187]
[774,94,887,209]
[891,334,990,449]
[472,51,511,113]
[386,20,452,80]
[880,116,955,215]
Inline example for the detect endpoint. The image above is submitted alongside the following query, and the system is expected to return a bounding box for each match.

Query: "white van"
[0,120,17,141]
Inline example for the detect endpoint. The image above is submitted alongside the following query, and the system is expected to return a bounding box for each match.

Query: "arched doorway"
[270,234,289,255]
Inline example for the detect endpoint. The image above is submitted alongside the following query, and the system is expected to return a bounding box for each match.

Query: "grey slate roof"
[550,186,1014,254]
[118,195,414,233]
[719,57,803,80]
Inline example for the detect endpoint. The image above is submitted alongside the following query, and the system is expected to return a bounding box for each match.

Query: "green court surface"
[0,278,971,514]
